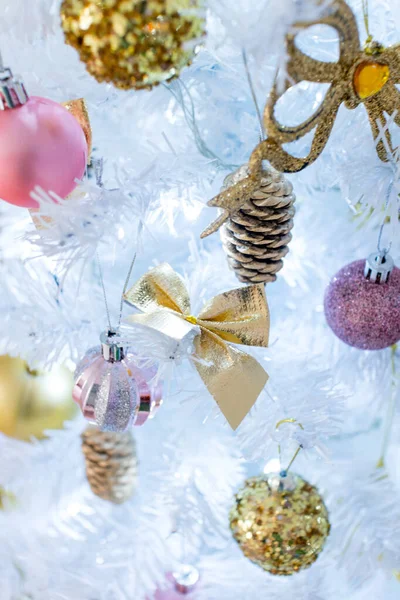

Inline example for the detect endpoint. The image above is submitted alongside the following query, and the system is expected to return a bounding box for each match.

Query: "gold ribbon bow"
[123,263,270,430]
[201,0,400,238]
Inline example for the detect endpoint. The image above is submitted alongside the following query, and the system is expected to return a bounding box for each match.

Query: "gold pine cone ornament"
[229,473,330,575]
[220,164,295,284]
[61,0,205,90]
[81,426,138,504]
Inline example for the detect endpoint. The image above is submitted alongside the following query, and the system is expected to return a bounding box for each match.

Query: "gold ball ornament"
[60,0,205,90]
[229,473,330,576]
[0,355,77,441]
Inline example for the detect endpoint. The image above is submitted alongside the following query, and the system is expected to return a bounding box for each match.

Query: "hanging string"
[376,179,393,256]
[164,49,266,170]
[93,157,141,333]
[362,0,373,44]
[242,48,265,142]
[0,49,4,70]
[96,251,112,332]
[97,245,140,333]
[282,446,302,476]
[117,220,143,329]
[164,79,237,171]
[275,418,304,476]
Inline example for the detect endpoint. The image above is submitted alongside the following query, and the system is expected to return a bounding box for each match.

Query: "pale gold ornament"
[60,0,205,91]
[0,355,76,441]
[123,262,270,430]
[202,0,400,238]
[230,473,330,576]
[0,487,17,510]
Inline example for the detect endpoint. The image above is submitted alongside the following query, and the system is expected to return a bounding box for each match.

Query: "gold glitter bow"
[62,98,93,159]
[201,0,400,238]
[123,263,270,429]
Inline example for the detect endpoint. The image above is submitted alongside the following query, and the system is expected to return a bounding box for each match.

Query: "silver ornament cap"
[172,564,200,594]
[267,471,297,492]
[0,66,29,110]
[364,252,394,284]
[101,329,125,362]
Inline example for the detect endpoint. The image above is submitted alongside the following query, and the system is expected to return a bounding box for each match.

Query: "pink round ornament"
[152,567,200,599]
[0,96,87,208]
[73,331,162,431]
[324,257,400,350]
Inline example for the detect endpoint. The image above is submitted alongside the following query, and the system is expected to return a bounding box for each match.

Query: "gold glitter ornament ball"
[61,0,205,90]
[229,473,330,576]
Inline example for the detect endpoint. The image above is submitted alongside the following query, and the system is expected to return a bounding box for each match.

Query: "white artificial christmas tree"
[0,1,399,598]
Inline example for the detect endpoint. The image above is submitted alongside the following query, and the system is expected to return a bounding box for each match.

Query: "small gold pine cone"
[81,427,138,504]
[221,164,296,284]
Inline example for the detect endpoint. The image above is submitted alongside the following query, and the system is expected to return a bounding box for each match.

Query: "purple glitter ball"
[324,259,400,350]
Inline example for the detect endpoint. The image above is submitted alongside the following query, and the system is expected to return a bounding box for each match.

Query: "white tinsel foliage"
[26,176,145,275]
[0,412,245,599]
[156,431,246,562]
[0,255,107,367]
[0,0,60,41]
[333,468,400,589]
[237,362,347,463]
[207,0,331,61]
[0,421,173,600]
[196,553,339,600]
[0,0,400,599]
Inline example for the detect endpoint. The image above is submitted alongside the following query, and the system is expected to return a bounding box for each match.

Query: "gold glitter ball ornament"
[229,473,330,576]
[60,0,205,90]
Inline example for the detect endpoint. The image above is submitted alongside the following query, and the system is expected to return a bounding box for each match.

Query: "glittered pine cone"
[81,426,137,504]
[221,164,296,284]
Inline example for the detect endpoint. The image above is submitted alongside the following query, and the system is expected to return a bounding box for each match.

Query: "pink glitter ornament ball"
[152,567,200,598]
[324,258,400,350]
[0,96,87,208]
[73,331,162,432]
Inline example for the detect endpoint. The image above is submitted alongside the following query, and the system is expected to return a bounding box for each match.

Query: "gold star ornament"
[201,0,400,238]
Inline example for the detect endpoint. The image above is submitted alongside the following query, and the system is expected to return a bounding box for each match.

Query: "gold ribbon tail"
[194,330,268,430]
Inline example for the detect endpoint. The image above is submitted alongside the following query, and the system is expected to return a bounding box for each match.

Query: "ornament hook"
[364,252,394,283]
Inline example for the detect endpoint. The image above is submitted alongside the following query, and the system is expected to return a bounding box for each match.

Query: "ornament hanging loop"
[364,252,394,284]
[364,179,395,284]
[275,418,304,476]
[100,330,125,363]
[362,0,373,46]
[0,64,29,110]
[280,446,302,478]
[94,156,141,331]
[0,47,29,109]
[376,178,394,257]
[242,48,264,142]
